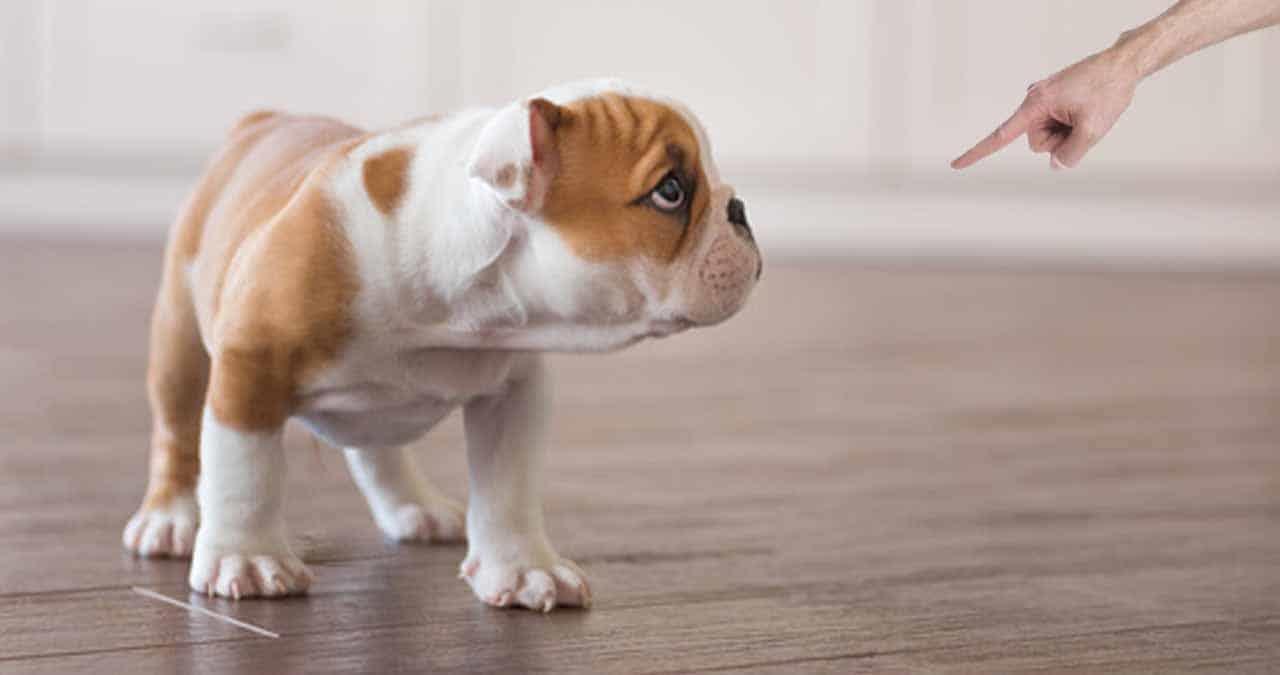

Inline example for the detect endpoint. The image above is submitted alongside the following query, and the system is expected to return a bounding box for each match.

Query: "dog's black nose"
[727,197,753,241]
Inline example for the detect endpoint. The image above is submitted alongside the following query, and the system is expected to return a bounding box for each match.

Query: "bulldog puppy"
[121,79,761,611]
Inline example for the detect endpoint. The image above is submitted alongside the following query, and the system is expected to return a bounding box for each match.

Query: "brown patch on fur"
[362,146,414,215]
[540,93,710,263]
[149,113,363,442]
[141,249,208,505]
[191,116,364,327]
[207,181,356,431]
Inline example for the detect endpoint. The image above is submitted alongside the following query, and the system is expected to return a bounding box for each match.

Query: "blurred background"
[2,0,1277,262]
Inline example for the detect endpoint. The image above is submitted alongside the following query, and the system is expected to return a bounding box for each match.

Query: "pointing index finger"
[950,103,1036,170]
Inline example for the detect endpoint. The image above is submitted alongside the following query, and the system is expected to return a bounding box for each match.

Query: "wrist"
[1109,21,1166,81]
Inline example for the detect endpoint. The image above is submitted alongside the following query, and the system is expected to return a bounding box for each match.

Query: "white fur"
[458,357,590,610]
[189,407,310,598]
[343,447,465,543]
[122,492,197,557]
[467,104,539,208]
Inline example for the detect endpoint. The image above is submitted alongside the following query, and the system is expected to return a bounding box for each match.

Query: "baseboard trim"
[3,167,1278,266]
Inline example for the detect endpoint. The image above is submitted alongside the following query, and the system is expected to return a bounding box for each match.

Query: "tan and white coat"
[122,79,761,611]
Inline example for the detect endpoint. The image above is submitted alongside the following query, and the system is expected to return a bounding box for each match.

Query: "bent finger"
[1051,124,1100,169]
[1027,127,1055,153]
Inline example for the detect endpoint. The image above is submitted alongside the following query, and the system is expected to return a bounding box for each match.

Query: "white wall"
[2,1,1279,261]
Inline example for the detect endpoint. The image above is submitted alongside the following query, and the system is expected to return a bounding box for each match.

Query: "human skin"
[951,0,1280,170]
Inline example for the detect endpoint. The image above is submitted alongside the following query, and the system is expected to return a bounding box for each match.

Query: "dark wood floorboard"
[1,239,1277,673]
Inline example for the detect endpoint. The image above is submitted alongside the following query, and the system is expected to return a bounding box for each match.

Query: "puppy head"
[469,82,761,346]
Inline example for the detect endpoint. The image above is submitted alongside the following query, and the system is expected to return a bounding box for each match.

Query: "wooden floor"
[1,239,1278,674]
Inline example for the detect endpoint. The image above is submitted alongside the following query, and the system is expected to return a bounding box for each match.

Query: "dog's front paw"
[377,499,466,544]
[460,539,591,612]
[123,492,198,558]
[188,529,311,599]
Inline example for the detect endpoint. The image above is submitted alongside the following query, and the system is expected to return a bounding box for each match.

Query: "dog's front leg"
[459,355,591,611]
[188,407,311,598]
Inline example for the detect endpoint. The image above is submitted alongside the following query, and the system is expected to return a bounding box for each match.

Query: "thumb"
[1051,122,1101,168]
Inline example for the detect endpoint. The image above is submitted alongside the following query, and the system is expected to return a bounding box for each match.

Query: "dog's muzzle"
[726,196,761,280]
[677,188,762,326]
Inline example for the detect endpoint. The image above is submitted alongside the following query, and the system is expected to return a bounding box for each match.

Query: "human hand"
[951,49,1140,170]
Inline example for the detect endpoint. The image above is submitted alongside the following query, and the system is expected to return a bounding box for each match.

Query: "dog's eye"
[650,174,686,212]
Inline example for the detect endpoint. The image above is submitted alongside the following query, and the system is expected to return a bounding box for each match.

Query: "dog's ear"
[467,98,564,213]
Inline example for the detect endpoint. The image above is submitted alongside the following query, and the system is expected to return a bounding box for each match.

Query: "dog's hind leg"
[344,446,466,544]
[122,248,207,558]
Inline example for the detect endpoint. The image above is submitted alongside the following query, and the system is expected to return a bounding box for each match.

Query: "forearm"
[1111,0,1280,78]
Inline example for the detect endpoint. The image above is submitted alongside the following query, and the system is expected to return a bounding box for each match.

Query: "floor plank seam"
[0,636,255,663]
[130,586,280,639]
[0,583,135,600]
[574,546,775,566]
[645,650,887,674]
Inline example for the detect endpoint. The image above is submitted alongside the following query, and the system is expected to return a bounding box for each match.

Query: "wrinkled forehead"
[535,79,722,185]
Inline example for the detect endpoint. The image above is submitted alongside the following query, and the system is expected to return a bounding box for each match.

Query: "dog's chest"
[295,345,524,449]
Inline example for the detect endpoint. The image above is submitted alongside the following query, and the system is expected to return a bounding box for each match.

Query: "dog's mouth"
[643,317,695,339]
